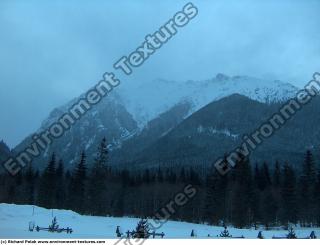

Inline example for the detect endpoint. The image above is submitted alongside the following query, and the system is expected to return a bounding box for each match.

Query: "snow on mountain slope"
[31,74,298,139]
[117,74,298,128]
[14,74,298,169]
[34,73,298,135]
[14,91,139,169]
[0,204,318,239]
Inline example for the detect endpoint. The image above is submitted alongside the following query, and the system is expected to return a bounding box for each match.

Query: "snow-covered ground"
[0,204,318,239]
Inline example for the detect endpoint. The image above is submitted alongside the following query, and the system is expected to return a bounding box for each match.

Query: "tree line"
[205,151,320,228]
[0,138,319,229]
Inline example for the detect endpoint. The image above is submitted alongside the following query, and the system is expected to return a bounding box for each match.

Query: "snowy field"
[0,203,318,239]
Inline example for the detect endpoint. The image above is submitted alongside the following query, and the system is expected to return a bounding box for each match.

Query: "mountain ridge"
[114,93,320,169]
[12,75,301,170]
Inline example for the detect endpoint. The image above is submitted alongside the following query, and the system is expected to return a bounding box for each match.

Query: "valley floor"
[0,203,318,239]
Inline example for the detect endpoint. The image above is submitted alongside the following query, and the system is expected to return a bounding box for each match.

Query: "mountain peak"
[117,75,298,127]
[0,140,10,153]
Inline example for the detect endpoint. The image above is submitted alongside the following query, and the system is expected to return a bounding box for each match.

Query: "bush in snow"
[133,219,150,239]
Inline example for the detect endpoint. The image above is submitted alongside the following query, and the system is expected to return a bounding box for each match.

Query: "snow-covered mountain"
[121,93,320,169]
[117,74,298,128]
[14,74,299,169]
[15,92,139,169]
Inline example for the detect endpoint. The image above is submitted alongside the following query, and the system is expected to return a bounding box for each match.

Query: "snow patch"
[197,126,239,139]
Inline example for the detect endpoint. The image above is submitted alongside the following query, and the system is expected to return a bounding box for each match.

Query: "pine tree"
[133,219,150,239]
[262,162,272,187]
[87,138,109,215]
[231,154,253,228]
[179,167,186,183]
[55,160,66,209]
[252,164,262,225]
[56,160,64,179]
[189,167,201,185]
[299,150,317,225]
[68,152,87,213]
[272,161,282,225]
[261,187,277,229]
[286,226,297,239]
[219,226,231,237]
[204,169,227,225]
[254,163,261,188]
[273,161,281,188]
[37,153,57,208]
[204,170,218,224]
[143,169,150,184]
[280,163,298,225]
[114,170,130,217]
[24,165,35,204]
[157,167,163,183]
[256,162,271,191]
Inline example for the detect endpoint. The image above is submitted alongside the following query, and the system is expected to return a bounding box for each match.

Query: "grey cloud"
[0,0,319,147]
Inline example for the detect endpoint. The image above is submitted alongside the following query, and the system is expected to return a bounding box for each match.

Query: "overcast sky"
[0,0,319,148]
